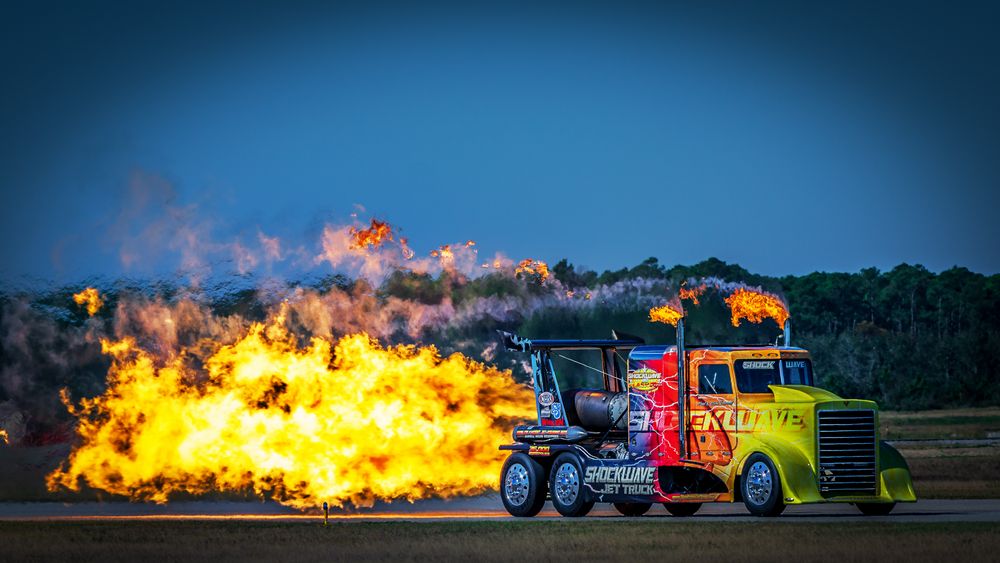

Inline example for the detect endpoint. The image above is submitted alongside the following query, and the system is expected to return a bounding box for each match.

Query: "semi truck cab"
[497,320,916,518]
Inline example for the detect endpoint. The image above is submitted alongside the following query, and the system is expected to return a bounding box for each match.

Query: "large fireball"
[48,309,534,509]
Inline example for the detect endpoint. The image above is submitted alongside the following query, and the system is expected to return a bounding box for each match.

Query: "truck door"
[688,360,736,466]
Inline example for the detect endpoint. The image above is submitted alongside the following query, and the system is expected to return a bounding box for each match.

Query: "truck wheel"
[663,503,702,516]
[549,453,595,517]
[613,502,651,516]
[856,503,896,516]
[741,453,786,517]
[500,453,547,517]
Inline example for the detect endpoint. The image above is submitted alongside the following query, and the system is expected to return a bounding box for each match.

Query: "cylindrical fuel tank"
[571,389,628,432]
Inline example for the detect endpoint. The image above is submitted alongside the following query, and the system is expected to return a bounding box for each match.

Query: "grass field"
[0,520,997,562]
[881,407,1000,498]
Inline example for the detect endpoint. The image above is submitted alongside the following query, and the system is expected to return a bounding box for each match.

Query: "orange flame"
[349,219,394,251]
[73,288,104,316]
[649,303,684,326]
[47,310,534,509]
[679,285,706,305]
[514,259,549,282]
[723,287,790,327]
[0,429,8,446]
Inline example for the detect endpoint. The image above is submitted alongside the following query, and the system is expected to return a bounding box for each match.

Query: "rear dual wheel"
[550,453,595,517]
[500,453,547,517]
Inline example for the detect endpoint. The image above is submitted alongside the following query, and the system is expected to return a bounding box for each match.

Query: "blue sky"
[3,1,998,284]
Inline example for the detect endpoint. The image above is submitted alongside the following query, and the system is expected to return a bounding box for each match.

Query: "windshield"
[733,358,814,393]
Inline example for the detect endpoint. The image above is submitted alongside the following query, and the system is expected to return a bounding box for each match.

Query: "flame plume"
[514,259,549,282]
[73,288,104,316]
[47,309,534,509]
[679,285,706,305]
[649,303,684,326]
[349,219,394,251]
[0,429,8,445]
[724,287,790,327]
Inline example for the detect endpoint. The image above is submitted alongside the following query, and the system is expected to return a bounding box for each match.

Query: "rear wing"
[498,330,644,353]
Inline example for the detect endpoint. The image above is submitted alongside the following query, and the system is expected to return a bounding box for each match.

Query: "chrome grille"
[817,410,877,496]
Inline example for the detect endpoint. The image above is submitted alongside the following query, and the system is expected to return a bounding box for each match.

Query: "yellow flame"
[47,312,534,509]
[0,429,8,445]
[723,287,790,327]
[648,304,684,326]
[430,245,456,268]
[514,259,549,282]
[73,288,104,316]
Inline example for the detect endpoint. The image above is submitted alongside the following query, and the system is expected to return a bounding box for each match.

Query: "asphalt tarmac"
[0,497,998,523]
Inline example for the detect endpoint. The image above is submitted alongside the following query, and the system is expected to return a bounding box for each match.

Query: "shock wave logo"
[689,408,807,432]
[584,466,656,495]
[742,361,775,369]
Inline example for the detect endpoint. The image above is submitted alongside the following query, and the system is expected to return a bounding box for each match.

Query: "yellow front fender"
[735,435,825,504]
[878,441,917,502]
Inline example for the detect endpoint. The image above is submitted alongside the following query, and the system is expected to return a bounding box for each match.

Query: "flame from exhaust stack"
[649,303,684,326]
[679,285,705,305]
[0,429,8,446]
[73,288,104,316]
[47,307,534,509]
[724,287,790,327]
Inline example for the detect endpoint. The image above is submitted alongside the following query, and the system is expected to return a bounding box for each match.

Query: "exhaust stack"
[676,316,686,458]
[783,319,791,347]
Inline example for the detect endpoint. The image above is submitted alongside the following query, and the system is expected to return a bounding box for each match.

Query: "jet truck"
[497,319,915,517]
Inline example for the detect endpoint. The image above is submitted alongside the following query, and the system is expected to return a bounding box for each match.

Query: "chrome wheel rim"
[504,463,530,506]
[554,462,580,505]
[746,461,773,505]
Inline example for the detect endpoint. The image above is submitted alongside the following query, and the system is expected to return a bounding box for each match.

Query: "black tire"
[614,502,652,517]
[856,502,896,516]
[548,453,595,517]
[741,453,786,517]
[500,453,547,517]
[663,502,702,517]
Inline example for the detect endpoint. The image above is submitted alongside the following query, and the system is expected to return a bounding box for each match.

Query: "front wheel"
[663,503,702,517]
[857,502,896,516]
[549,453,595,517]
[614,502,651,517]
[741,453,786,517]
[500,453,547,517]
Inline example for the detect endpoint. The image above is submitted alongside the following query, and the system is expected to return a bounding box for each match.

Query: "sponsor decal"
[538,391,555,407]
[584,466,656,495]
[628,367,661,392]
[741,360,775,369]
[784,360,806,369]
[515,428,569,439]
[550,402,562,420]
[528,445,551,456]
[539,406,551,418]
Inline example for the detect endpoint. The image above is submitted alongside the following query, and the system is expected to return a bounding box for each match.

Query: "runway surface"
[1,497,998,523]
